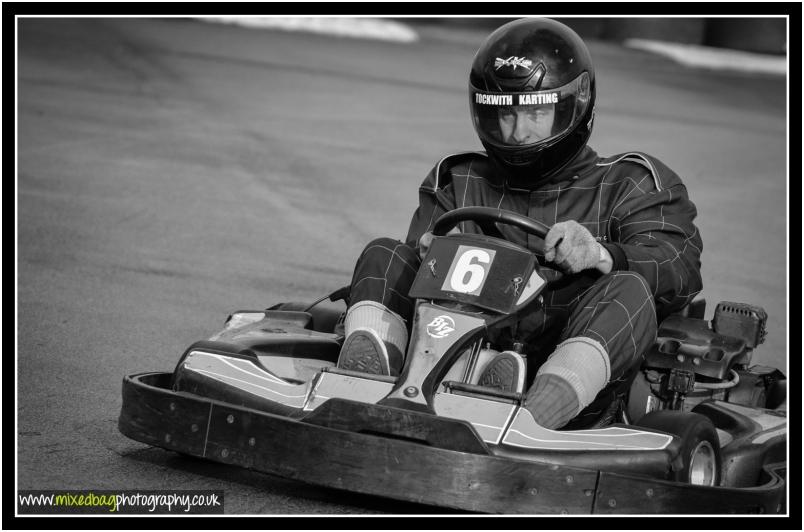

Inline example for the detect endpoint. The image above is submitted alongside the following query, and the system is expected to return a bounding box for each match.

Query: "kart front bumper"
[119,372,786,514]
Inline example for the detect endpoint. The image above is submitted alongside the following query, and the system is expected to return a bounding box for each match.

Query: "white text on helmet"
[518,93,559,105]
[475,93,514,106]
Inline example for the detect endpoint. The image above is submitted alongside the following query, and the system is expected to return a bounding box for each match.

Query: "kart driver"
[336,18,703,430]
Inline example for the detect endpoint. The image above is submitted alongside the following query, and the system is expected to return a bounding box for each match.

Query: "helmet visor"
[470,72,591,150]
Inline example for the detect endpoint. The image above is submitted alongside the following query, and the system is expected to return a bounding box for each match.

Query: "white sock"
[536,336,611,411]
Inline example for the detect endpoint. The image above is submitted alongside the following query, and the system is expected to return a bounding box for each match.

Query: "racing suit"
[347,146,703,428]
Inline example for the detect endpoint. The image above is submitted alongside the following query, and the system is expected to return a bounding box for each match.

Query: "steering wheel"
[433,206,550,242]
[432,207,567,285]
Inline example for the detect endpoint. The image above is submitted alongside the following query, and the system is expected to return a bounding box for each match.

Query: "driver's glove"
[544,220,610,274]
[418,227,460,259]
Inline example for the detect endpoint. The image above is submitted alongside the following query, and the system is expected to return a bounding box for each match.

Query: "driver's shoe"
[337,328,404,377]
[478,352,526,393]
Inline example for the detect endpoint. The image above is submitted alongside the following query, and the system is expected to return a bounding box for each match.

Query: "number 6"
[449,249,490,293]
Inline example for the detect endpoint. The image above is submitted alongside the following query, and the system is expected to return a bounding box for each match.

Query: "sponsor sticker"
[494,56,533,70]
[426,315,456,339]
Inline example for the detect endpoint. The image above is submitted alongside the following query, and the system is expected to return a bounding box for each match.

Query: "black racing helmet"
[469,18,596,181]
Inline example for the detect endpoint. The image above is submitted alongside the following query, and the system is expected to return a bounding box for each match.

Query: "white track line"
[200,16,418,43]
[625,38,786,75]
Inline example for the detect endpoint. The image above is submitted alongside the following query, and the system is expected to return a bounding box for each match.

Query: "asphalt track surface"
[16,18,788,515]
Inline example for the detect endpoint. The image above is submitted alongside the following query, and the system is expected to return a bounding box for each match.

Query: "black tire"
[636,410,721,486]
[766,379,787,410]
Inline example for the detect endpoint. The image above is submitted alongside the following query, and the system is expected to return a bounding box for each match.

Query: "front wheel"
[636,410,721,486]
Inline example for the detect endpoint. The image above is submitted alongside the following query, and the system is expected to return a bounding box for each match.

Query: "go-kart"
[119,207,787,514]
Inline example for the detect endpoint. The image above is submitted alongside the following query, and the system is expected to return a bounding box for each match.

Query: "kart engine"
[627,301,785,423]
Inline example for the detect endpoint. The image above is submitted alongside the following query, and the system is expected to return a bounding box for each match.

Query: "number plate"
[440,245,497,296]
[409,235,538,314]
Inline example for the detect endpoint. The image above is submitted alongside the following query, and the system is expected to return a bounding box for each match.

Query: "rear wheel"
[636,410,721,486]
